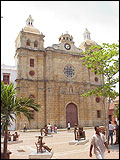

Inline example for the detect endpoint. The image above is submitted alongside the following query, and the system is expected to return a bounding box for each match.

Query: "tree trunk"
[103,97,107,138]
[107,97,110,144]
[3,126,8,159]
[103,96,110,144]
[1,124,5,136]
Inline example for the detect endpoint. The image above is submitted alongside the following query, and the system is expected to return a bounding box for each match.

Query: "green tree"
[80,43,119,139]
[80,43,119,100]
[114,104,119,120]
[1,81,40,159]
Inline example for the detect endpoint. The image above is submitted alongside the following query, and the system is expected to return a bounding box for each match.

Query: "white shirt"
[68,123,70,128]
[109,124,114,131]
[47,124,51,130]
[91,133,107,155]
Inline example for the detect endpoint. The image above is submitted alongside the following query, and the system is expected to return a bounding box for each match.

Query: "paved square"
[2,128,119,159]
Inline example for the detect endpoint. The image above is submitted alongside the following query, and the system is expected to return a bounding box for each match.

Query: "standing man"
[23,123,27,132]
[108,121,114,145]
[47,123,52,134]
[67,122,71,130]
[89,126,110,159]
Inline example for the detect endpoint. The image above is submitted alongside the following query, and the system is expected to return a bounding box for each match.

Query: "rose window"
[64,66,75,78]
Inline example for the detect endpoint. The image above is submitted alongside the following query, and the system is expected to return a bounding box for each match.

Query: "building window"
[64,66,75,78]
[30,59,34,67]
[26,39,30,46]
[3,73,10,85]
[97,110,101,118]
[30,110,34,119]
[34,41,38,48]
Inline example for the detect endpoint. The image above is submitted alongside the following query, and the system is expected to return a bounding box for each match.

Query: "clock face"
[64,43,71,50]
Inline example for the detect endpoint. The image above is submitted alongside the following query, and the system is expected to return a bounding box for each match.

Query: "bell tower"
[14,15,46,129]
[26,15,34,26]
[15,15,45,50]
[58,31,74,45]
[83,28,91,40]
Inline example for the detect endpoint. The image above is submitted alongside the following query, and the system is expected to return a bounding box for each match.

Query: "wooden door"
[66,103,78,127]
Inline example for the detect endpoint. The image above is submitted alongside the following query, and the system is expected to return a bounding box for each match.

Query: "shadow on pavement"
[108,144,119,152]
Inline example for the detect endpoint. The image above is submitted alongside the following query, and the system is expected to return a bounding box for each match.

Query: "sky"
[1,1,119,91]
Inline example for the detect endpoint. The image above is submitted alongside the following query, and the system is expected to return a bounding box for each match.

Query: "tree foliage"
[114,104,119,120]
[80,43,119,101]
[1,81,40,125]
[1,81,41,159]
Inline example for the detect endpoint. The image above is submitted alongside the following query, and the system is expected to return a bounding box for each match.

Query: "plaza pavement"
[2,128,119,159]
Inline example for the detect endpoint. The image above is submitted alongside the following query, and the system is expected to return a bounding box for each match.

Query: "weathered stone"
[15,16,107,130]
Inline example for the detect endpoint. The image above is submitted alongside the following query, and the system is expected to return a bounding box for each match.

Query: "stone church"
[15,15,105,129]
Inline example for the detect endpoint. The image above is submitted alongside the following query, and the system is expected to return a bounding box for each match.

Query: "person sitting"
[8,131,12,141]
[40,128,44,136]
[13,132,19,141]
[35,136,52,153]
[77,127,86,140]
[74,124,78,140]
[44,125,48,136]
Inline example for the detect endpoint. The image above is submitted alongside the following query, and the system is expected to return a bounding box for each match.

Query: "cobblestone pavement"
[2,128,119,159]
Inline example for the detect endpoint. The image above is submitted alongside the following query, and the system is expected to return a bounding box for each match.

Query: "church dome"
[23,26,40,34]
[79,28,97,51]
[79,39,97,50]
[23,15,40,35]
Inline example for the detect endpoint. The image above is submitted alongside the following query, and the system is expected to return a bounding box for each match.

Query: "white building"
[1,64,17,86]
[1,64,17,130]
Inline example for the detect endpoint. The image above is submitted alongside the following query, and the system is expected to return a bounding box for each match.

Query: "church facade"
[15,15,106,129]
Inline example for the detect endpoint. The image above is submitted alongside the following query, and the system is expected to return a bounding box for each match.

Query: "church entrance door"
[66,103,78,127]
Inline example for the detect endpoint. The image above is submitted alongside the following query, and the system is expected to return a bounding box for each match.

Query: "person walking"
[47,123,52,134]
[108,121,114,145]
[23,123,27,132]
[89,126,110,159]
[67,122,71,130]
[53,124,57,133]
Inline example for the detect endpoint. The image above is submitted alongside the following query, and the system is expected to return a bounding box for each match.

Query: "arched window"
[34,41,38,48]
[26,39,30,46]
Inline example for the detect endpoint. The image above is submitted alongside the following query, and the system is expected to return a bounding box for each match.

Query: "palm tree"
[1,81,40,159]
